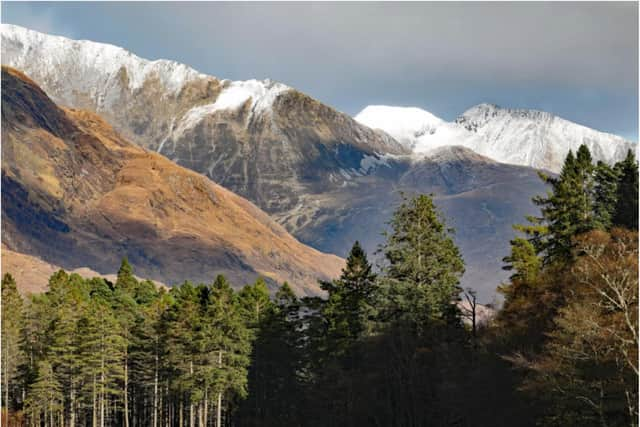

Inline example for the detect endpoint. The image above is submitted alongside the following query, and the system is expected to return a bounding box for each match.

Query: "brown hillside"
[1,66,343,295]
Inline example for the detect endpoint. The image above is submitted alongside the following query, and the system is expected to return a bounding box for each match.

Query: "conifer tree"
[379,193,464,331]
[593,161,619,229]
[502,237,541,283]
[24,360,63,426]
[321,241,377,357]
[523,145,598,263]
[206,275,252,427]
[1,273,24,416]
[613,149,639,230]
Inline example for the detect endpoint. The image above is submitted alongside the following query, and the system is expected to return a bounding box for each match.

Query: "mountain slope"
[285,146,548,302]
[355,104,635,172]
[1,66,343,295]
[1,24,406,216]
[1,26,557,301]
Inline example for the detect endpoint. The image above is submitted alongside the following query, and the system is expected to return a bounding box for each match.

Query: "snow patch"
[355,105,444,149]
[171,79,290,138]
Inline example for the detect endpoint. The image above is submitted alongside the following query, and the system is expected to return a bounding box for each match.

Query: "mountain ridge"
[355,103,635,172]
[1,65,344,295]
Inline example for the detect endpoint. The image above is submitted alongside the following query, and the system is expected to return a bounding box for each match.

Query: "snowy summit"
[355,103,635,172]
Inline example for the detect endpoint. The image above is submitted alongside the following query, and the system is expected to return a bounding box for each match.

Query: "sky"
[2,2,638,140]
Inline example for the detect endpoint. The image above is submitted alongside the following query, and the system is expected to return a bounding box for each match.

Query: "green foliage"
[6,177,636,426]
[321,241,377,357]
[498,145,639,427]
[593,161,619,229]
[613,149,639,230]
[1,273,24,413]
[502,237,541,283]
[379,193,464,331]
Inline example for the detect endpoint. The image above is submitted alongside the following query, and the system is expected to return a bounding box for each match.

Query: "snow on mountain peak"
[1,24,292,122]
[1,24,207,99]
[355,102,635,172]
[354,105,444,149]
[455,103,634,171]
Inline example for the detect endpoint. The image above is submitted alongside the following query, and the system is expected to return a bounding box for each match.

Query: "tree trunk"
[124,350,130,427]
[189,361,195,427]
[203,389,208,427]
[217,351,222,427]
[100,369,105,427]
[92,375,97,427]
[70,381,76,427]
[179,398,184,427]
[4,341,9,427]
[153,350,158,427]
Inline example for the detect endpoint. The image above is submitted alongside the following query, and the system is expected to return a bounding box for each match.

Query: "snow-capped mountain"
[355,103,635,172]
[1,24,405,214]
[4,24,622,301]
[1,24,294,143]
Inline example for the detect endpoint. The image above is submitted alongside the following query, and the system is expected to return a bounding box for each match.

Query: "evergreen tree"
[378,193,464,332]
[593,161,619,229]
[24,360,63,427]
[522,145,598,263]
[613,149,639,230]
[502,237,541,283]
[321,241,377,357]
[206,275,252,426]
[47,273,89,427]
[1,273,24,416]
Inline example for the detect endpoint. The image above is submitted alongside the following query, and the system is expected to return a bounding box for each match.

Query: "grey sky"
[2,2,638,140]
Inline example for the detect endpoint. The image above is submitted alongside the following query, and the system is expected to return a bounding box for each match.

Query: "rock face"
[2,25,564,301]
[1,66,343,295]
[356,104,635,173]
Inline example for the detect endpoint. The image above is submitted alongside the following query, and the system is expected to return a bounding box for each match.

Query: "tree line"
[1,146,638,427]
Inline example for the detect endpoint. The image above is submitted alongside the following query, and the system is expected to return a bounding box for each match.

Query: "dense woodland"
[1,145,638,427]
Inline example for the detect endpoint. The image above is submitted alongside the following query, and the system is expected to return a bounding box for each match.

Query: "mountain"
[286,145,547,302]
[355,104,635,173]
[1,24,406,216]
[2,25,552,301]
[1,66,343,295]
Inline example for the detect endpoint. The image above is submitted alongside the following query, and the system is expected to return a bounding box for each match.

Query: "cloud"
[1,2,637,139]
[1,2,75,39]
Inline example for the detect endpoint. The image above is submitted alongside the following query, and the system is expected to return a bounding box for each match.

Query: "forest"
[1,145,638,427]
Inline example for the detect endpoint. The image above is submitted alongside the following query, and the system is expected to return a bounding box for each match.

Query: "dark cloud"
[2,2,637,139]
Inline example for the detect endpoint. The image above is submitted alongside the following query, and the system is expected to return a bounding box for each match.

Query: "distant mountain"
[355,104,635,173]
[2,25,555,301]
[1,66,343,295]
[286,145,547,302]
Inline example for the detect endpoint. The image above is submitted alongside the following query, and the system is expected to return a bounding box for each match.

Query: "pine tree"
[523,145,598,263]
[79,289,126,427]
[502,237,541,283]
[113,259,141,427]
[1,273,24,417]
[47,273,89,427]
[321,241,377,357]
[24,360,63,427]
[593,161,619,229]
[379,193,464,332]
[206,275,252,427]
[613,149,639,230]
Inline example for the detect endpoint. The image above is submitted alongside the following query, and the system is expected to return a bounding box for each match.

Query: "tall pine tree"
[613,149,639,230]
[378,193,464,333]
